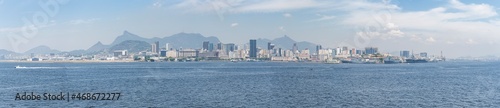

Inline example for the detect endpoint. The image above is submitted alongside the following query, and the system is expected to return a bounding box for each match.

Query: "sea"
[0,61,499,107]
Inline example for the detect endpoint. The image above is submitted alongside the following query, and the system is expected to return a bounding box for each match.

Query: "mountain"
[108,31,221,49]
[24,45,61,54]
[0,49,16,55]
[256,35,318,52]
[163,32,220,49]
[86,41,110,52]
[108,40,150,53]
[61,49,87,55]
[110,31,147,46]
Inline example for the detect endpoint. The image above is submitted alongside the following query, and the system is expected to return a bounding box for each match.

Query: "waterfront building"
[160,50,167,57]
[203,41,209,51]
[299,49,310,60]
[151,44,157,54]
[365,47,378,55]
[249,39,257,58]
[342,46,349,55]
[335,47,341,55]
[420,52,428,58]
[113,50,128,57]
[155,41,160,54]
[165,43,170,51]
[166,50,178,58]
[178,49,198,58]
[316,45,322,55]
[292,43,299,54]
[224,43,235,55]
[208,43,214,52]
[400,50,410,58]
[217,42,223,50]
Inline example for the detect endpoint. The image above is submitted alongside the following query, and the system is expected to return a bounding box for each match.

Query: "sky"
[0,0,499,58]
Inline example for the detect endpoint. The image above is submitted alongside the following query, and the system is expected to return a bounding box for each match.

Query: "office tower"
[224,43,235,55]
[400,50,410,58]
[217,42,223,50]
[268,42,272,50]
[365,47,378,54]
[342,46,349,54]
[292,43,298,53]
[208,43,214,52]
[351,48,356,55]
[420,52,428,58]
[160,50,167,57]
[249,39,257,58]
[203,41,209,50]
[316,45,322,55]
[165,43,170,51]
[155,41,160,54]
[335,47,341,55]
[151,44,157,53]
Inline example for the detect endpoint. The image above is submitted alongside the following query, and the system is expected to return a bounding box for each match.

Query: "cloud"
[426,37,436,43]
[283,13,292,18]
[279,26,285,31]
[68,18,99,25]
[465,39,477,44]
[153,0,163,8]
[235,0,322,13]
[173,0,325,13]
[309,14,335,22]
[230,23,238,27]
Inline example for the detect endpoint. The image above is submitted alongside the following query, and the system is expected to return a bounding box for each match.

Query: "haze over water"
[1,61,499,107]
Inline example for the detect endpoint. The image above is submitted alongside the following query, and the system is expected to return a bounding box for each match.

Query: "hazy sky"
[0,0,499,58]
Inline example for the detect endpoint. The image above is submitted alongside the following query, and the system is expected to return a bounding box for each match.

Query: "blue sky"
[0,0,499,58]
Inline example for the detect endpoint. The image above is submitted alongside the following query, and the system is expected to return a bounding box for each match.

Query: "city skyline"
[1,0,500,58]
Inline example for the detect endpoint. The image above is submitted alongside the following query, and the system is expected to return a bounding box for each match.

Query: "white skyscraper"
[165,43,170,51]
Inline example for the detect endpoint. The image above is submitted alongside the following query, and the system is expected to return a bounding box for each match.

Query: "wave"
[14,66,73,69]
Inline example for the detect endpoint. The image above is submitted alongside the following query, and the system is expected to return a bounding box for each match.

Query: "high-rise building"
[420,52,428,58]
[351,48,356,55]
[292,43,298,53]
[151,43,157,54]
[224,43,235,55]
[342,46,349,55]
[400,50,410,58]
[335,47,341,55]
[203,41,209,50]
[267,42,272,50]
[160,50,167,57]
[278,48,283,57]
[208,43,214,52]
[365,47,378,55]
[249,39,257,58]
[316,45,322,55]
[165,43,170,51]
[217,42,223,50]
[155,41,160,54]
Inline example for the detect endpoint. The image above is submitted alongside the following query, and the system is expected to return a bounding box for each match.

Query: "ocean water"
[0,61,499,107]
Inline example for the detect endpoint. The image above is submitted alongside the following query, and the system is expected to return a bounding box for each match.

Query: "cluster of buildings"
[3,39,445,63]
[130,39,444,63]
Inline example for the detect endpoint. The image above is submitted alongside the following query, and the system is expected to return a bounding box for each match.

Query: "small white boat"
[15,65,26,69]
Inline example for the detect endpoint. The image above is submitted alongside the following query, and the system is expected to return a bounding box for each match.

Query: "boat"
[325,59,341,64]
[15,65,26,69]
[405,59,429,63]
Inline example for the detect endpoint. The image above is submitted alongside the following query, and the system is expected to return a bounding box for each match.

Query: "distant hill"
[255,35,318,53]
[109,31,221,49]
[86,41,110,52]
[24,45,61,54]
[108,40,150,53]
[20,31,320,55]
[0,49,16,55]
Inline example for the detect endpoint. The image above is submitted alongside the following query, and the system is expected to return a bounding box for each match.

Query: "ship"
[405,58,429,63]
